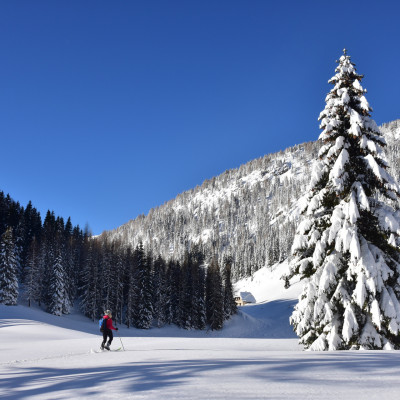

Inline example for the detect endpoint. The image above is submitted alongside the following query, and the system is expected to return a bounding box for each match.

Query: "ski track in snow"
[2,263,400,399]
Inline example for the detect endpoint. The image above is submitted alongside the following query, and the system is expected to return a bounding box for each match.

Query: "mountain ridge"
[101,119,400,281]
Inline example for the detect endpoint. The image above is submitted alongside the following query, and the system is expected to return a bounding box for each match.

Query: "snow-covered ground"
[2,263,400,399]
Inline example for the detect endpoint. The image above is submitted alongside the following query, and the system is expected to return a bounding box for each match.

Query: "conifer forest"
[0,193,236,330]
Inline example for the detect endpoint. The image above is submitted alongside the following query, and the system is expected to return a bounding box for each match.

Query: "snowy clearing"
[1,264,400,399]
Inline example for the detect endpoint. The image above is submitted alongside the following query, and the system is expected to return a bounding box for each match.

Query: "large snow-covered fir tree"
[286,50,400,350]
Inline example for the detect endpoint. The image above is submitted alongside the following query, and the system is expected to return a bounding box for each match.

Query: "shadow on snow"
[2,352,400,398]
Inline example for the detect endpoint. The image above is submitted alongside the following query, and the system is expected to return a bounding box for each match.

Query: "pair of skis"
[100,347,122,352]
[99,331,125,352]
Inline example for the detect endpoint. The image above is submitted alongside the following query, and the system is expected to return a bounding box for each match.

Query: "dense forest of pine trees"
[0,191,236,330]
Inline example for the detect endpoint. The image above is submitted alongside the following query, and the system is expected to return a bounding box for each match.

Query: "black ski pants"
[102,329,113,345]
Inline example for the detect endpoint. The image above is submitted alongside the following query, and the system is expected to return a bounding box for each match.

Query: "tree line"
[0,191,237,330]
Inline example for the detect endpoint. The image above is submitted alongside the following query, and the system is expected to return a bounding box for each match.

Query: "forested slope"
[103,120,400,281]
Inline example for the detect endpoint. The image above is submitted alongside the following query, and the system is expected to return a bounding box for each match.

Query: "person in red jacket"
[101,310,118,350]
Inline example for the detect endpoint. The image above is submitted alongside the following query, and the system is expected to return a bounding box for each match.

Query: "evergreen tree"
[25,236,41,307]
[100,239,113,312]
[162,261,173,326]
[0,227,19,305]
[168,260,181,326]
[110,241,125,325]
[48,246,66,316]
[7,198,22,231]
[41,211,57,306]
[124,246,136,328]
[0,192,7,235]
[80,241,101,321]
[206,258,224,330]
[14,220,25,281]
[152,255,169,328]
[48,223,71,315]
[223,256,237,320]
[194,275,207,330]
[20,202,42,279]
[132,243,153,329]
[72,225,86,303]
[167,260,180,326]
[180,252,194,329]
[286,50,400,350]
[61,217,76,312]
[190,246,206,330]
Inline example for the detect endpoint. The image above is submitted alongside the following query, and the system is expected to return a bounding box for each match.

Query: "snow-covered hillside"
[234,261,301,303]
[381,119,400,185]
[2,267,400,399]
[102,119,400,281]
[381,119,400,143]
[103,141,318,281]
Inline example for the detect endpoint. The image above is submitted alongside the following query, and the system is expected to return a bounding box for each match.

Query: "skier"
[101,310,118,350]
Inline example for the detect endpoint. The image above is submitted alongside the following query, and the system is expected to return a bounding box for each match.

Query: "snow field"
[2,316,400,400]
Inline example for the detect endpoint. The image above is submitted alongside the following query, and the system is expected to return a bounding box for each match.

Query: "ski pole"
[116,330,125,351]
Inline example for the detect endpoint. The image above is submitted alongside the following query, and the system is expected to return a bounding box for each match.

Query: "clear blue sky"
[1,1,400,235]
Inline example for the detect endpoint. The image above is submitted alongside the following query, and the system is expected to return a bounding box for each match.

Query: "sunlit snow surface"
[1,263,400,399]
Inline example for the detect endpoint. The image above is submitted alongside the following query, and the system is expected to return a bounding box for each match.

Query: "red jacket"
[103,316,117,331]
